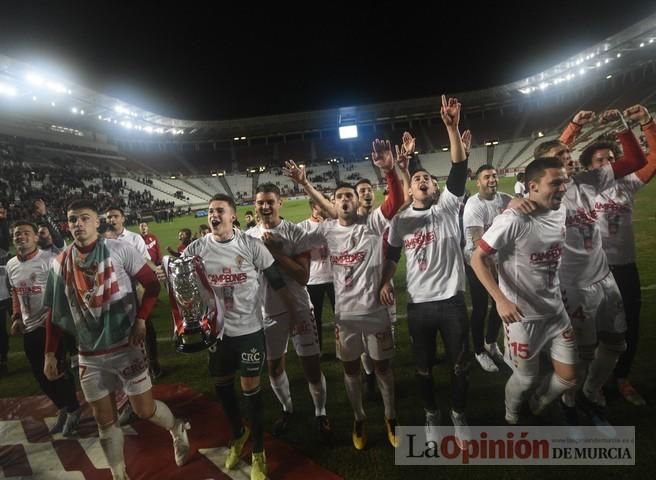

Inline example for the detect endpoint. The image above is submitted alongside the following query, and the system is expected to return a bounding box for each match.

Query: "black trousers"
[307,282,335,350]
[0,299,9,362]
[145,318,159,368]
[465,265,502,354]
[407,293,469,411]
[24,327,78,410]
[610,263,641,379]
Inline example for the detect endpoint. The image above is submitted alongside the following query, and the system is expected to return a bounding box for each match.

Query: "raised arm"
[441,95,468,196]
[601,110,648,179]
[623,104,656,184]
[34,199,65,249]
[373,139,403,219]
[284,160,338,219]
[560,110,596,146]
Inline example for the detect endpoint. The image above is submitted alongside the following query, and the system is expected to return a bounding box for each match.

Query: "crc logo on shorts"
[242,347,262,364]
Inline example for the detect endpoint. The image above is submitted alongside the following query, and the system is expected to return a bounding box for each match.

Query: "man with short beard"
[462,164,511,373]
[284,136,403,450]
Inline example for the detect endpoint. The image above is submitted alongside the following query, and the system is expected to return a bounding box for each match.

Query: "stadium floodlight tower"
[338,106,358,140]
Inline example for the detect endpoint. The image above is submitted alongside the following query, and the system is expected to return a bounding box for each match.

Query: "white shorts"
[562,274,626,346]
[335,311,394,362]
[503,310,577,377]
[78,344,152,403]
[264,309,320,360]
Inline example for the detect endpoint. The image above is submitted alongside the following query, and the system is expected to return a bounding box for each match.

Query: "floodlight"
[339,125,358,139]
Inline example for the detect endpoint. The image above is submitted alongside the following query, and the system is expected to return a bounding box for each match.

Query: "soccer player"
[463,164,511,372]
[297,197,334,353]
[379,95,472,446]
[44,200,189,480]
[175,193,296,480]
[514,172,526,197]
[247,183,330,439]
[8,221,81,436]
[471,157,578,425]
[285,135,403,450]
[534,109,647,428]
[139,222,162,266]
[561,104,656,406]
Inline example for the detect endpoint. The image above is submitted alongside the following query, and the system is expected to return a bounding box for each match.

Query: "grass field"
[3,176,655,479]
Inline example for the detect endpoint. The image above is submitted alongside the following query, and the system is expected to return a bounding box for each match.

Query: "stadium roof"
[1,11,656,143]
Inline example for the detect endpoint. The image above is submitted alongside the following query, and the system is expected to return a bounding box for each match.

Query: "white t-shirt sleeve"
[436,187,462,216]
[117,242,147,276]
[137,235,151,261]
[248,236,275,271]
[387,215,403,248]
[367,208,389,236]
[480,210,525,254]
[462,199,485,231]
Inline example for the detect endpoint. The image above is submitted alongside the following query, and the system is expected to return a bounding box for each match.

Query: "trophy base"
[176,328,216,353]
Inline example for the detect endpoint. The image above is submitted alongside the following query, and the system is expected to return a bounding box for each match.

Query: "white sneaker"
[484,342,504,364]
[424,410,441,446]
[505,408,519,425]
[450,410,471,451]
[475,352,499,372]
[170,419,191,466]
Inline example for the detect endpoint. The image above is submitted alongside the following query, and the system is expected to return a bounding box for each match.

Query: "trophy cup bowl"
[164,255,222,353]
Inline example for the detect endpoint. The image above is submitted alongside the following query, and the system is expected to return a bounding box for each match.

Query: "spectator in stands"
[167,229,192,258]
[514,172,526,197]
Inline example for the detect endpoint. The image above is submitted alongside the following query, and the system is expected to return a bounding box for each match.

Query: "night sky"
[1,1,654,120]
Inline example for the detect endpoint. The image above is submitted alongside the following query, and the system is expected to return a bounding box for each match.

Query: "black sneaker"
[272,411,292,437]
[316,415,332,441]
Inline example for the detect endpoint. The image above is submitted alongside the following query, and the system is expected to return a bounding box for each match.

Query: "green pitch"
[3,176,655,478]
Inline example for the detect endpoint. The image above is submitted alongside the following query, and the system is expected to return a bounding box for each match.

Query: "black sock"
[215,380,243,438]
[244,386,263,453]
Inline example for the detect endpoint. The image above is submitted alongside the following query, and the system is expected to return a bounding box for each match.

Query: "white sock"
[98,423,125,476]
[148,400,175,431]
[343,372,366,421]
[270,372,294,413]
[584,343,623,400]
[535,373,576,413]
[361,353,374,376]
[375,368,396,420]
[308,373,327,417]
[505,373,535,414]
[562,356,591,407]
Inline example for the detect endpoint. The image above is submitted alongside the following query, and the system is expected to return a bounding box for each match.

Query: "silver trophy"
[163,255,223,353]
